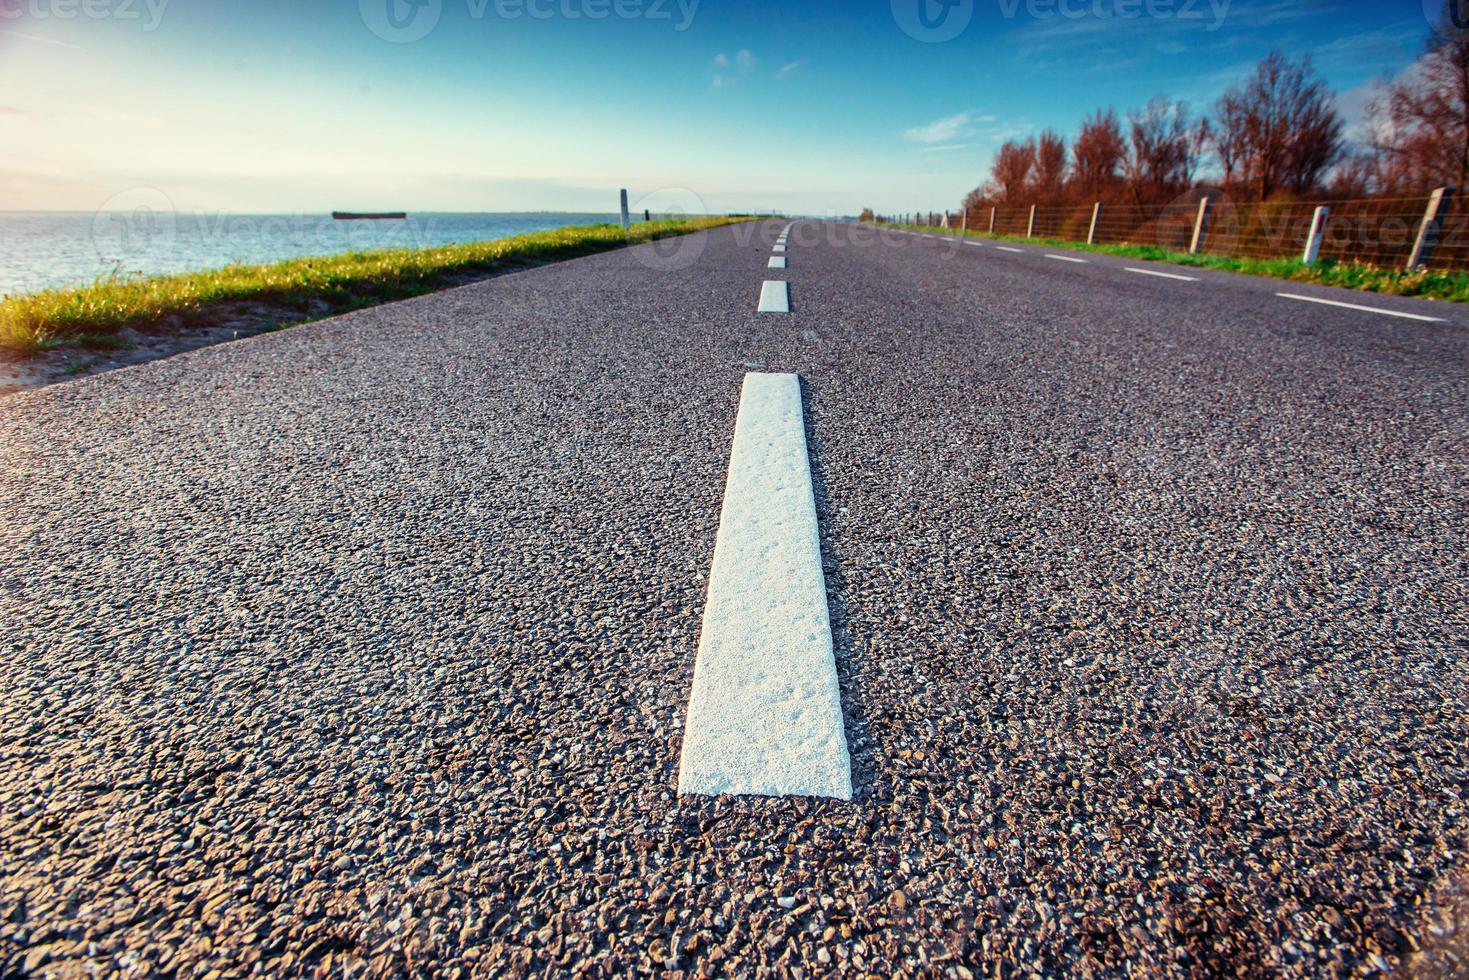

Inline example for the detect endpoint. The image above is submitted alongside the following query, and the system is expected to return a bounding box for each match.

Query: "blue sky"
[0,0,1437,214]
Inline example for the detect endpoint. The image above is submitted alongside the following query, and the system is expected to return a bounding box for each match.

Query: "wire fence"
[876,191,1468,273]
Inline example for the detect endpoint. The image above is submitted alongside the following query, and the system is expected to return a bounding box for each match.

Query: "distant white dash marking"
[1125,267,1198,282]
[773,243,787,252]
[758,280,790,313]
[996,246,1024,253]
[677,373,851,800]
[768,256,787,269]
[965,241,984,247]
[1277,293,1444,323]
[1045,254,1088,264]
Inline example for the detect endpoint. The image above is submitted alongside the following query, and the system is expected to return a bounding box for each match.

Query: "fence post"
[1026,205,1036,239]
[962,208,968,232]
[1301,206,1329,266]
[1407,187,1453,271]
[1189,196,1211,254]
[989,207,997,234]
[1087,202,1101,245]
[620,189,630,231]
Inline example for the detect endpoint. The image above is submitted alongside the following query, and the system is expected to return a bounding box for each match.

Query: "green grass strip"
[1,217,751,355]
[876,222,1469,305]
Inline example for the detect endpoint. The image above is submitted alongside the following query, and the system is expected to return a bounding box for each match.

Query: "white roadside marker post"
[1087,202,1101,245]
[1302,206,1329,266]
[1026,205,1037,239]
[620,189,630,232]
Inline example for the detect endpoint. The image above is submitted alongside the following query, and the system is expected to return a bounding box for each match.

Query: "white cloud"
[713,49,757,89]
[777,61,803,80]
[903,112,971,144]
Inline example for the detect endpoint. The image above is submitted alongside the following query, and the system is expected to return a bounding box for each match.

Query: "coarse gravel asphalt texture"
[1,221,1466,978]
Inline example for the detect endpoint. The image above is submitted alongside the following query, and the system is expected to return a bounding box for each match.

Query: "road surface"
[2,221,1466,976]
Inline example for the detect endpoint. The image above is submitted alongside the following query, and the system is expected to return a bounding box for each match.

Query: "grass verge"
[1,217,749,356]
[875,222,1469,304]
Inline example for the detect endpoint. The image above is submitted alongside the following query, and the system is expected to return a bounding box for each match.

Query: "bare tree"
[1033,130,1069,200]
[1072,109,1128,199]
[1369,18,1469,191]
[1214,51,1342,199]
[1125,98,1201,203]
[991,139,1037,203]
[1213,91,1249,189]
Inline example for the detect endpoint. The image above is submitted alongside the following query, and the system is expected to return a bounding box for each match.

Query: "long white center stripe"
[758,280,790,313]
[677,374,852,800]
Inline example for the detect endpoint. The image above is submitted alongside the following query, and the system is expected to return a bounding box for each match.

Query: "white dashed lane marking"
[1276,293,1445,322]
[996,246,1024,253]
[677,373,852,800]
[1045,254,1088,264]
[1125,267,1199,282]
[769,257,787,269]
[758,280,790,313]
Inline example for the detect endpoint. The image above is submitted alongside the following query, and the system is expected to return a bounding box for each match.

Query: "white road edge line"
[758,280,790,313]
[996,246,1024,253]
[1124,267,1199,282]
[1045,254,1088,264]
[1277,293,1445,322]
[768,257,787,269]
[677,373,852,800]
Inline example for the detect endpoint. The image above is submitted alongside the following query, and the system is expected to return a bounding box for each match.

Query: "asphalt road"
[2,221,1465,977]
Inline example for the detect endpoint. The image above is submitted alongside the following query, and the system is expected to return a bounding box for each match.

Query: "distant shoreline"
[0,217,753,395]
[0,211,664,297]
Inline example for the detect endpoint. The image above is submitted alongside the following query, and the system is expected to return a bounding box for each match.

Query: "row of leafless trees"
[950,21,1469,214]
